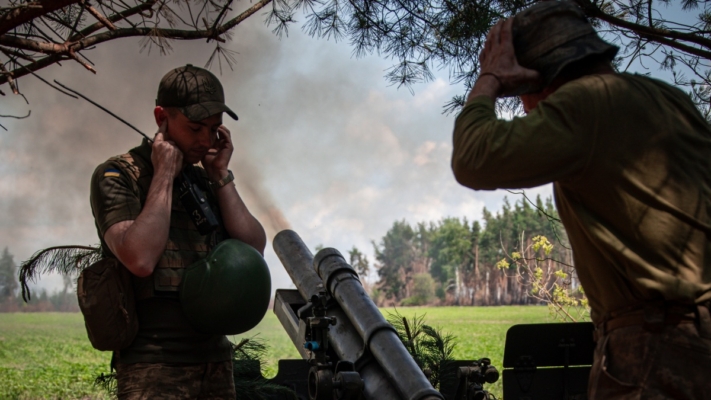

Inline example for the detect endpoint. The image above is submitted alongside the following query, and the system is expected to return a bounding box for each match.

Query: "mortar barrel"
[272,230,403,399]
[314,248,444,400]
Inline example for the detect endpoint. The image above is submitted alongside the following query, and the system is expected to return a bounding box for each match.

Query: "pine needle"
[233,336,268,361]
[94,372,117,397]
[231,336,298,400]
[19,245,101,301]
[386,310,456,389]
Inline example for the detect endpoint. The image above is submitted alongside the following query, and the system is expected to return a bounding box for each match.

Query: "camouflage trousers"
[589,306,711,399]
[116,360,236,400]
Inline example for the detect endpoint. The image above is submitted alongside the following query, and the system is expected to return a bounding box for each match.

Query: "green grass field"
[0,306,555,399]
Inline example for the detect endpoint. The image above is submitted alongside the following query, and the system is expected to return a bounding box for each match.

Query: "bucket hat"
[508,0,619,96]
[156,64,238,121]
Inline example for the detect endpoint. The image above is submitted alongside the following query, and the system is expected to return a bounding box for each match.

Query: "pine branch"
[232,337,269,361]
[574,0,711,51]
[19,245,101,301]
[82,0,117,30]
[0,0,79,36]
[67,0,156,42]
[94,372,117,397]
[0,110,31,118]
[0,0,273,85]
[230,336,299,400]
[386,310,455,389]
[0,45,35,61]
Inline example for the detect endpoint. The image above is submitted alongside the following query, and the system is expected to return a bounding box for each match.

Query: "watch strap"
[210,170,234,189]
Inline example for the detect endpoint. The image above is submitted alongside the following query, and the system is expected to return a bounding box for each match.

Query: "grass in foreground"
[0,313,111,400]
[0,306,553,399]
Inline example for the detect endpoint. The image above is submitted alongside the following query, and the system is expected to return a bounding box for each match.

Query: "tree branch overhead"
[0,0,279,93]
[2,0,711,117]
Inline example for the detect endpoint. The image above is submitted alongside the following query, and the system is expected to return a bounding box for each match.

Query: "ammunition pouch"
[153,268,184,292]
[77,258,138,351]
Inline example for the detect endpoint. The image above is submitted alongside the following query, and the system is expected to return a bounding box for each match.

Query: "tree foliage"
[499,234,588,321]
[401,272,436,305]
[370,195,577,309]
[348,245,370,277]
[0,247,18,299]
[286,0,711,115]
[373,220,420,300]
[3,0,709,128]
[0,0,291,128]
[428,217,472,285]
[4,1,710,119]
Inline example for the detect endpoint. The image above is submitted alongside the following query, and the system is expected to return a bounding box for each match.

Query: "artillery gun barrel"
[273,230,402,399]
[314,248,444,400]
[273,229,324,300]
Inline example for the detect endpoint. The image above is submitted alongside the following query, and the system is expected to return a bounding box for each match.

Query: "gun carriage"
[259,230,501,400]
[247,230,594,400]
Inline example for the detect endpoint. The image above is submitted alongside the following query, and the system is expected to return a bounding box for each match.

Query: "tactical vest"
[110,148,227,300]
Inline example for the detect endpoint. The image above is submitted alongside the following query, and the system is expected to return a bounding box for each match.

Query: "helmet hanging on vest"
[180,239,271,335]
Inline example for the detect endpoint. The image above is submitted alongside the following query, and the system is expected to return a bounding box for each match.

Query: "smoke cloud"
[230,146,291,239]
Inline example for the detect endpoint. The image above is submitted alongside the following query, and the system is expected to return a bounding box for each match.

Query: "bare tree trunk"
[473,244,479,306]
[485,270,490,306]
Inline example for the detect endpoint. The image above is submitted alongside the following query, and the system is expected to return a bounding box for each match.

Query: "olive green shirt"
[90,140,232,364]
[452,73,711,323]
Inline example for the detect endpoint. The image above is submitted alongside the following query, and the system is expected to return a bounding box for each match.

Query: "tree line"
[0,247,78,312]
[353,196,575,307]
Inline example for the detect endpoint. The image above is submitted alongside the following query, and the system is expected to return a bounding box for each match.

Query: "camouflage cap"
[508,0,619,96]
[156,64,238,121]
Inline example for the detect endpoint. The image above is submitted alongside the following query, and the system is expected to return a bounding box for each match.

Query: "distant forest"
[348,196,575,307]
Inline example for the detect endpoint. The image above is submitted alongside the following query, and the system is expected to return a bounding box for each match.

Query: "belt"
[594,301,709,342]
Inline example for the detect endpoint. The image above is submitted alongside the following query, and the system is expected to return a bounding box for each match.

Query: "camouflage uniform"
[90,65,242,400]
[91,140,235,399]
[589,304,711,399]
[116,361,235,400]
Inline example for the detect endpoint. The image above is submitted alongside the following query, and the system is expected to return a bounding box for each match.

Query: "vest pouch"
[153,268,184,292]
[77,258,138,351]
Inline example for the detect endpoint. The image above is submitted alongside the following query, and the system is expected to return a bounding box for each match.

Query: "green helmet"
[180,239,271,335]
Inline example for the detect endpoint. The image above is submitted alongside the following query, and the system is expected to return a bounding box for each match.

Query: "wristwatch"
[209,170,234,189]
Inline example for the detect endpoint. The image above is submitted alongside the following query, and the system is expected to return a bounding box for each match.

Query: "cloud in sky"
[0,10,552,294]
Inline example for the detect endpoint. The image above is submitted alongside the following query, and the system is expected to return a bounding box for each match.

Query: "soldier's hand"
[152,122,183,178]
[202,125,233,183]
[474,18,540,98]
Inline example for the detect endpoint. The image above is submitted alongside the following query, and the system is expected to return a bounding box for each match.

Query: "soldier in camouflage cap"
[451,1,711,398]
[156,64,239,122]
[90,64,267,399]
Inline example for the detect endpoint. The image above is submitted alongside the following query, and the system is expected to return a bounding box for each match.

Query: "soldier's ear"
[154,106,168,127]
